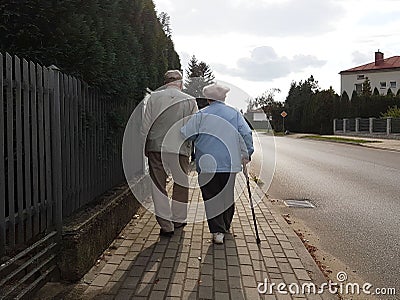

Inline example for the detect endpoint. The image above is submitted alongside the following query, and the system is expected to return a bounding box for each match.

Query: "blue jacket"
[181,101,254,173]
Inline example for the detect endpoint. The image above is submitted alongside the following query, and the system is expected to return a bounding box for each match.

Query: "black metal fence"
[0,52,130,298]
[334,117,400,136]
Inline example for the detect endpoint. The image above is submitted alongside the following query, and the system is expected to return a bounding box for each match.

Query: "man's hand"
[242,157,251,165]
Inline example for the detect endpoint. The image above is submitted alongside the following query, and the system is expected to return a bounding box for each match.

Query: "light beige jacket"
[141,86,197,156]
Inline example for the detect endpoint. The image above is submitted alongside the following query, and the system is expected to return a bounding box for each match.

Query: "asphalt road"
[255,135,400,292]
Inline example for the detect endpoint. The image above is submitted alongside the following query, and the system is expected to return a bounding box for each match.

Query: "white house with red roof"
[339,51,400,98]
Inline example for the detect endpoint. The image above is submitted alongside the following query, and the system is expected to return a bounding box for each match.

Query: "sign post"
[281,111,287,133]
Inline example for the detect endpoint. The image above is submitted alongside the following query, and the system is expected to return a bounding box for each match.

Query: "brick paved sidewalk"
[78,173,338,300]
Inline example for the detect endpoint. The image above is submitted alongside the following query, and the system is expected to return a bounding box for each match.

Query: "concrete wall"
[58,175,150,282]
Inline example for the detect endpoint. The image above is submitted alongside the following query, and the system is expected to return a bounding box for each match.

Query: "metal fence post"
[387,118,392,135]
[343,119,348,133]
[49,66,63,237]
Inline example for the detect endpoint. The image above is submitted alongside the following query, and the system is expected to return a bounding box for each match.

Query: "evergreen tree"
[373,87,380,96]
[0,0,181,103]
[184,55,215,97]
[255,89,283,131]
[284,75,319,132]
[339,91,350,118]
[362,77,372,96]
[158,12,172,37]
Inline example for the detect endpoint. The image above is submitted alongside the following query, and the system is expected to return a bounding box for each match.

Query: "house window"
[380,82,387,89]
[357,74,365,80]
[355,83,362,94]
[390,81,397,88]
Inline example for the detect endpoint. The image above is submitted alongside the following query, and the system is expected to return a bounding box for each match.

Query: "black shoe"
[159,229,174,237]
[174,222,187,229]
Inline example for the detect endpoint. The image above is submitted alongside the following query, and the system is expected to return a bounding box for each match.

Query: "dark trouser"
[148,152,189,231]
[198,172,236,233]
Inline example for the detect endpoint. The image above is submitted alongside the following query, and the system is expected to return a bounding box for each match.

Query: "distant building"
[339,51,400,98]
[244,108,270,130]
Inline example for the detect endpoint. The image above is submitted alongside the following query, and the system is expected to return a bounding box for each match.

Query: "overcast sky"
[153,0,400,110]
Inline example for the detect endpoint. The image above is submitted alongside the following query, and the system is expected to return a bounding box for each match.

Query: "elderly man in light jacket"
[141,70,198,237]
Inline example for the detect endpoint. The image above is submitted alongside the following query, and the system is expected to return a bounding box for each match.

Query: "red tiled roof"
[340,56,400,73]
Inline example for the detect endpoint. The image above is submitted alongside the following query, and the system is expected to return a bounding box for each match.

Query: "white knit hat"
[202,83,230,101]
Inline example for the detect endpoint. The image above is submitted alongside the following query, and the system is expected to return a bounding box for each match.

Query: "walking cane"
[242,163,261,244]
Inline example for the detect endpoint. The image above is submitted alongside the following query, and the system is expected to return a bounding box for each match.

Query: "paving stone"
[100,263,118,275]
[230,289,246,300]
[200,263,213,275]
[114,247,129,255]
[214,292,230,300]
[158,267,173,278]
[165,249,178,258]
[226,256,239,266]
[141,271,157,283]
[199,274,213,287]
[214,280,229,293]
[184,279,198,291]
[152,278,170,291]
[149,290,166,300]
[145,261,161,272]
[176,262,188,273]
[114,288,135,300]
[171,273,186,284]
[214,268,228,280]
[120,239,135,247]
[186,268,200,279]
[278,262,293,274]
[245,287,262,300]
[240,265,254,276]
[238,255,252,265]
[198,286,213,299]
[107,255,124,265]
[91,274,112,287]
[250,250,264,261]
[284,249,299,259]
[288,258,304,269]
[129,266,145,276]
[189,249,201,258]
[214,258,227,269]
[120,276,140,289]
[118,260,133,271]
[274,252,287,259]
[276,294,292,300]
[122,251,139,261]
[242,275,257,287]
[167,283,183,297]
[134,283,152,297]
[103,281,122,295]
[294,269,312,281]
[264,257,278,268]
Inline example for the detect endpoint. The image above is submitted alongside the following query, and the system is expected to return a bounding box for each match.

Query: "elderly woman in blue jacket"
[181,83,254,244]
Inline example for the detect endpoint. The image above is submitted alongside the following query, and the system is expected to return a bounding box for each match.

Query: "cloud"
[351,51,371,65]
[358,11,400,26]
[213,46,326,81]
[157,0,345,37]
